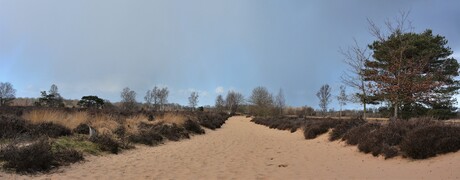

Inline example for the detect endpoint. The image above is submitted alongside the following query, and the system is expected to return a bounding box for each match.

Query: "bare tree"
[226,91,244,115]
[215,94,225,112]
[336,85,348,119]
[188,91,199,110]
[0,82,16,106]
[249,86,274,116]
[316,84,331,116]
[121,87,137,111]
[274,88,286,116]
[340,39,373,120]
[144,89,153,110]
[157,87,169,111]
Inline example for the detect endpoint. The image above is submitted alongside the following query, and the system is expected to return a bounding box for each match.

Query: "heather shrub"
[356,119,436,158]
[73,123,90,134]
[53,148,84,165]
[113,125,127,138]
[198,112,228,130]
[303,123,329,139]
[382,144,399,159]
[89,134,120,154]
[329,118,366,141]
[184,119,205,135]
[303,119,340,139]
[128,130,164,146]
[154,124,190,141]
[251,117,305,132]
[0,138,54,173]
[343,123,381,145]
[30,122,72,138]
[0,116,30,139]
[400,125,460,159]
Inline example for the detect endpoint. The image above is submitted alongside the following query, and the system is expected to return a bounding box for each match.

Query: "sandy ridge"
[2,116,460,179]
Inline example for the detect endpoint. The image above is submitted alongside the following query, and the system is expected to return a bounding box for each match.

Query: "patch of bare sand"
[2,116,460,179]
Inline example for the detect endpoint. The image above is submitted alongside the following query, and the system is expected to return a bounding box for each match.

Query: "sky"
[1,0,460,109]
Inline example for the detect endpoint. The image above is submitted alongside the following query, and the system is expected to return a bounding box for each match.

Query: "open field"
[1,116,459,179]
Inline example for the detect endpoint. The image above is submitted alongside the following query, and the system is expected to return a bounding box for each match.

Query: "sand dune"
[2,116,460,179]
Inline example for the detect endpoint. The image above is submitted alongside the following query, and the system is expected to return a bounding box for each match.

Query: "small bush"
[303,119,340,139]
[198,113,228,130]
[129,130,164,146]
[400,125,460,159]
[113,125,126,138]
[251,117,305,132]
[53,148,84,165]
[329,118,366,141]
[343,123,381,145]
[184,119,205,135]
[0,116,30,139]
[304,124,329,139]
[382,145,399,159]
[89,134,119,154]
[73,124,90,134]
[153,124,189,141]
[0,138,54,173]
[31,122,72,138]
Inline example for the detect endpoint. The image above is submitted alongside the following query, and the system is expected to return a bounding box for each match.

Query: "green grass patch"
[52,135,102,155]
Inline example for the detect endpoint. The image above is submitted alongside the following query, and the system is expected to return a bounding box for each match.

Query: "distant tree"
[102,99,118,111]
[144,89,153,110]
[120,87,137,111]
[316,84,332,116]
[35,84,65,107]
[144,86,164,111]
[274,88,286,116]
[157,87,169,111]
[49,84,59,96]
[188,91,199,111]
[78,95,104,109]
[0,82,16,106]
[365,12,459,119]
[215,94,225,112]
[249,86,274,116]
[337,85,348,118]
[226,91,244,115]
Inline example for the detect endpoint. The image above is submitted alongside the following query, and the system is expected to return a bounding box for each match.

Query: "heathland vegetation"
[0,84,232,173]
[0,11,459,176]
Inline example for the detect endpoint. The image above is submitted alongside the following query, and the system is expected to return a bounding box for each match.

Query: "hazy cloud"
[215,86,224,94]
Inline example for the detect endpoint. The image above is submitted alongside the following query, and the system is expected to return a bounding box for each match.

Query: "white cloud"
[215,86,224,94]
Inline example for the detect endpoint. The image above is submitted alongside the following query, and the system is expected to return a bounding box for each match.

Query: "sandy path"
[2,116,460,179]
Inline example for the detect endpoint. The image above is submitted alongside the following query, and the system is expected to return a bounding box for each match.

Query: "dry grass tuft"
[157,113,187,125]
[23,109,88,130]
[124,114,156,135]
[87,114,119,135]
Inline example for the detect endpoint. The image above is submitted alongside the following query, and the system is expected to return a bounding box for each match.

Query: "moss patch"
[52,135,101,155]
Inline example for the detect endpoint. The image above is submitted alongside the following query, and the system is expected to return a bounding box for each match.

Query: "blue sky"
[1,0,459,109]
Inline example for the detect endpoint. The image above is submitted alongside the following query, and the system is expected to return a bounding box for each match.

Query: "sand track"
[2,116,460,179]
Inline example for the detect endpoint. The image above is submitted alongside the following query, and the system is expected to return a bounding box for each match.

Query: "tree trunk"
[363,103,367,120]
[393,103,398,119]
